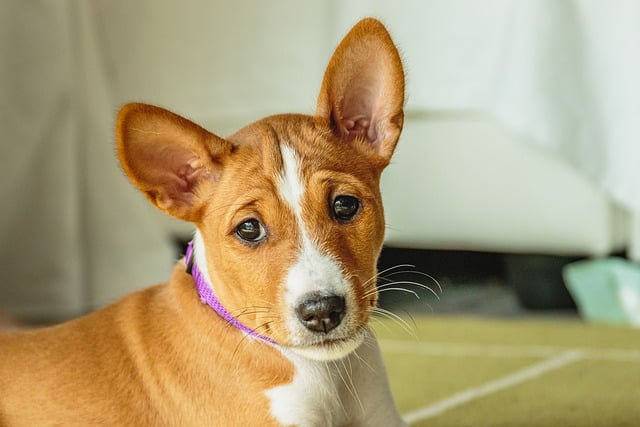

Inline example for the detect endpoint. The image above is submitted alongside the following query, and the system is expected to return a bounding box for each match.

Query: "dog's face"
[116,19,404,361]
[194,115,387,360]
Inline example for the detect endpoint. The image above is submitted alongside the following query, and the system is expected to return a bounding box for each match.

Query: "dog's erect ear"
[116,103,233,222]
[316,18,405,167]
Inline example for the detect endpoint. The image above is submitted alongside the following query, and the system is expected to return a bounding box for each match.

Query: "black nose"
[296,294,346,333]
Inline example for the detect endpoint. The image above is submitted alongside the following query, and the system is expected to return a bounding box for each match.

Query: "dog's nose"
[296,294,346,334]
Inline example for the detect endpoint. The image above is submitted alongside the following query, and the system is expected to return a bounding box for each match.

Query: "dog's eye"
[332,195,360,222]
[235,219,267,243]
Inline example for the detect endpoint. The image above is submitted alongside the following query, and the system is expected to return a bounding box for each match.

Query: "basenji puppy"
[0,18,407,426]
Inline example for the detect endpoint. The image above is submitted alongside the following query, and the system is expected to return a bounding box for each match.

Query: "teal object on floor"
[563,257,640,326]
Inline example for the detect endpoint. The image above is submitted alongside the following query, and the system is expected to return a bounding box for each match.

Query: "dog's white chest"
[265,352,354,427]
[265,333,407,427]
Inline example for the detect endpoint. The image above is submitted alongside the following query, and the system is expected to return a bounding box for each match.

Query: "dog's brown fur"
[0,18,405,426]
[1,267,293,425]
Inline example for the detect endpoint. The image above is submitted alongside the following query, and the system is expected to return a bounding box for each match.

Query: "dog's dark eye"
[332,195,360,222]
[235,219,266,243]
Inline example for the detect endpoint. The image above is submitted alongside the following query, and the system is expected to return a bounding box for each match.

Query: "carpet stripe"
[402,350,584,424]
[379,339,640,362]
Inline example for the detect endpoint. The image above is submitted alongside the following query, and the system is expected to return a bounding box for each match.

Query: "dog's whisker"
[383,270,443,294]
[378,263,418,276]
[251,321,275,338]
[324,362,349,417]
[373,263,443,291]
[369,287,420,300]
[375,280,442,300]
[370,307,417,337]
[338,358,364,415]
[360,263,417,290]
[362,276,441,305]
[351,346,376,375]
[230,306,272,318]
[334,360,358,415]
[362,266,402,287]
[230,320,276,359]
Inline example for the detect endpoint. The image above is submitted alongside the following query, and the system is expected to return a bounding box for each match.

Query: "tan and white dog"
[0,18,407,426]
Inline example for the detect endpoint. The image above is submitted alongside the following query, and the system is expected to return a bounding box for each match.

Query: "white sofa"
[381,114,629,257]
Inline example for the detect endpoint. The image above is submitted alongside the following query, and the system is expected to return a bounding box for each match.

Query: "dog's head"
[116,18,404,361]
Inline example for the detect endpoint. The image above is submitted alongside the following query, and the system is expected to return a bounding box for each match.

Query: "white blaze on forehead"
[277,144,305,218]
[277,143,327,299]
[276,143,355,349]
[285,236,345,301]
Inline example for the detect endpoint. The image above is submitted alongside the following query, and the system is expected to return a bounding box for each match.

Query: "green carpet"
[374,316,640,427]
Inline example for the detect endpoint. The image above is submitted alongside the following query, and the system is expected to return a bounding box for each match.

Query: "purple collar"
[185,242,275,344]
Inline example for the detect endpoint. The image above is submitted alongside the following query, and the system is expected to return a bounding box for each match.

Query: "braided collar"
[185,241,275,344]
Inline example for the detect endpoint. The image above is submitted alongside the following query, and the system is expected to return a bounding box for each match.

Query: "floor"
[373,249,639,426]
[376,315,640,426]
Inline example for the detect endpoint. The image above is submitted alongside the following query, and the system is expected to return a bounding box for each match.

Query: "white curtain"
[2,0,639,318]
[337,0,640,258]
[0,1,176,318]
[0,0,334,319]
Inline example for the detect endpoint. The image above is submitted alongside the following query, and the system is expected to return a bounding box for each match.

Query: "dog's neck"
[185,240,276,344]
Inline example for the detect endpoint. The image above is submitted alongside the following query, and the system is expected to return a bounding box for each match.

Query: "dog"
[0,18,407,426]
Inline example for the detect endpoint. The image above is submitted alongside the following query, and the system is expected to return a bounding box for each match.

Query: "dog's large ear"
[316,18,405,168]
[116,103,233,222]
